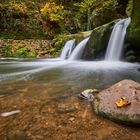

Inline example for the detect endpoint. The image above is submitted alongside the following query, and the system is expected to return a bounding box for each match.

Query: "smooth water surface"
[0,58,139,92]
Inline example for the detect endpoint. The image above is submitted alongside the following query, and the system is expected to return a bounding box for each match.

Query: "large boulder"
[93,80,140,125]
[82,19,119,60]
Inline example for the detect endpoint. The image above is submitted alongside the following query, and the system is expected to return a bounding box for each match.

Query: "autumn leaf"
[115,97,131,108]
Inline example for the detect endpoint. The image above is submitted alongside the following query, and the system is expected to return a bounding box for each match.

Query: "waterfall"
[69,37,89,60]
[60,39,75,59]
[105,18,131,61]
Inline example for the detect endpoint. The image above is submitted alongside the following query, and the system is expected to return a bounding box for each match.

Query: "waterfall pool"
[0,58,140,139]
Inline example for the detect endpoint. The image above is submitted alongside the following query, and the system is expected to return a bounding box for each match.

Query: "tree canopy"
[0,0,129,39]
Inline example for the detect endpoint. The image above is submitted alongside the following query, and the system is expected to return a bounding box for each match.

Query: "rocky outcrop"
[127,0,140,62]
[52,31,92,54]
[82,19,119,60]
[93,80,140,125]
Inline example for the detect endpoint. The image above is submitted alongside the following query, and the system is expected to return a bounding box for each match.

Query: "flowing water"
[105,18,131,61]
[69,38,89,60]
[60,39,75,59]
[0,59,139,92]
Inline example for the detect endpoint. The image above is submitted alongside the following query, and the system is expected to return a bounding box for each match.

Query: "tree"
[40,0,64,22]
[75,0,96,30]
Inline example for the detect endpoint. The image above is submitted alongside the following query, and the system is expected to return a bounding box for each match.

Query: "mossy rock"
[83,19,119,60]
[128,0,140,51]
[52,31,92,56]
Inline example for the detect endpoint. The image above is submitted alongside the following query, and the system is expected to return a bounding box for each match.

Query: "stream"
[0,58,140,140]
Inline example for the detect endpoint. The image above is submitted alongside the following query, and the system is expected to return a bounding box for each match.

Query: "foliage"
[7,1,27,15]
[92,0,121,27]
[75,0,96,13]
[0,0,129,40]
[126,0,133,16]
[0,45,38,58]
[40,0,64,22]
[75,0,120,29]
[0,0,45,39]
[115,97,131,108]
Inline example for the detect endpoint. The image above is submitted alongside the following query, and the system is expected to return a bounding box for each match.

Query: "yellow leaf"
[115,98,131,108]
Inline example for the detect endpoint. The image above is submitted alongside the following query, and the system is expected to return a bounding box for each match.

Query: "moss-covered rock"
[128,0,140,56]
[83,19,119,60]
[52,31,92,56]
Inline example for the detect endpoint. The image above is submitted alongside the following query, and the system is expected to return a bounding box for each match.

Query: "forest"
[0,0,131,39]
[0,0,136,58]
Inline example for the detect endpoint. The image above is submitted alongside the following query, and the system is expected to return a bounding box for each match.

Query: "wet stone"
[7,131,29,140]
[93,80,140,125]
[56,103,77,114]
[69,117,75,121]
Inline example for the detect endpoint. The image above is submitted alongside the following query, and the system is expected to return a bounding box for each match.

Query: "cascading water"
[69,37,89,60]
[60,39,75,59]
[0,17,139,93]
[105,18,131,61]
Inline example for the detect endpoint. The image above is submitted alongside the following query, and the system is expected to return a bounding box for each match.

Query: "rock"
[7,131,29,140]
[125,55,136,62]
[128,0,140,48]
[128,0,140,62]
[69,117,75,122]
[82,19,119,60]
[52,31,92,56]
[56,103,77,114]
[79,89,99,101]
[93,80,140,125]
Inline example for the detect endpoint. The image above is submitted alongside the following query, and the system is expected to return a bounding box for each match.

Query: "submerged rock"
[93,80,140,125]
[56,103,77,114]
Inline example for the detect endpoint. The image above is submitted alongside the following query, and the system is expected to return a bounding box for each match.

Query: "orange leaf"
[115,98,131,108]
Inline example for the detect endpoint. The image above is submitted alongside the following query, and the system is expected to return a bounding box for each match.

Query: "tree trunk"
[87,8,91,31]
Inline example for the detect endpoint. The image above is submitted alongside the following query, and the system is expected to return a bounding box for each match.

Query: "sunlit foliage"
[0,0,129,39]
[40,0,64,21]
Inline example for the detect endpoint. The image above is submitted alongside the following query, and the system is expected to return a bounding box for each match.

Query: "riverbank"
[0,40,54,58]
[0,31,91,59]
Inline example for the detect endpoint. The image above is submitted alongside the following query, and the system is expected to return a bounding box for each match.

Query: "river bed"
[0,59,140,140]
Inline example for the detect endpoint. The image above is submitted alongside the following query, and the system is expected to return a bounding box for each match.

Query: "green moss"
[126,0,133,16]
[0,44,38,58]
[52,32,91,56]
[83,19,119,59]
[128,0,140,62]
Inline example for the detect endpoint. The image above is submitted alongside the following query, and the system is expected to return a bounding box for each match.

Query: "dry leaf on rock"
[115,97,131,108]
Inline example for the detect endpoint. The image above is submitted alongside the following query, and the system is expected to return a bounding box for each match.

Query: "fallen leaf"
[115,97,131,108]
